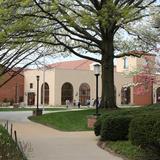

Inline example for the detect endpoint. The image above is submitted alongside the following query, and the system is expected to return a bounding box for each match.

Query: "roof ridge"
[73,59,90,69]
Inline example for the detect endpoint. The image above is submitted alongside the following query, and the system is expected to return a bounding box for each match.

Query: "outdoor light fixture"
[93,64,101,76]
[93,64,101,116]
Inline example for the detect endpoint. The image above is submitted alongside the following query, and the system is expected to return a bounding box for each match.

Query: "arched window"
[61,82,73,105]
[41,83,49,105]
[121,87,131,104]
[156,87,160,103]
[79,83,90,105]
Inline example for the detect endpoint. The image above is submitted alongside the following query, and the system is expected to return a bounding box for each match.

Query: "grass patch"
[0,125,27,160]
[29,109,96,131]
[29,104,160,132]
[106,141,160,160]
[0,107,66,112]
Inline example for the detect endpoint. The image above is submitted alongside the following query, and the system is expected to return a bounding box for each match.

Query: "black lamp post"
[93,64,101,116]
[36,75,40,111]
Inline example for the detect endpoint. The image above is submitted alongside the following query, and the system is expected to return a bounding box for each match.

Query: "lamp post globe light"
[93,64,101,116]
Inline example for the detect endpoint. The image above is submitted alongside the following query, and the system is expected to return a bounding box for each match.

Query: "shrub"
[94,106,160,139]
[129,114,160,154]
[94,114,109,136]
[100,115,133,141]
[94,118,101,136]
[94,108,135,137]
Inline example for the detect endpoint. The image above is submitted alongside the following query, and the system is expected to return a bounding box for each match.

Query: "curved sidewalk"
[0,111,123,160]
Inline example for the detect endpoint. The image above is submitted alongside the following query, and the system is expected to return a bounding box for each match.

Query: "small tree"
[127,54,160,104]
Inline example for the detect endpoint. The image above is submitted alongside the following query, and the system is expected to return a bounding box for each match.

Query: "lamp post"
[36,75,40,111]
[42,52,46,111]
[93,64,101,116]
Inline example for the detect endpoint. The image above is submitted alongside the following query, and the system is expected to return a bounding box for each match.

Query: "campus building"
[24,53,157,107]
[0,70,24,104]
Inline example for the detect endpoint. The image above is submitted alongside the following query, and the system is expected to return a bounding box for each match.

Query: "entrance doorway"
[79,83,90,105]
[61,82,73,105]
[121,87,131,104]
[27,92,35,105]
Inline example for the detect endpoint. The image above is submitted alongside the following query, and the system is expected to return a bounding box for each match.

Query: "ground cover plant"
[0,125,27,160]
[106,141,160,160]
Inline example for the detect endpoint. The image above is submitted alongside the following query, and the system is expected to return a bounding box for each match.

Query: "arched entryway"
[61,82,73,105]
[41,83,49,105]
[79,83,90,105]
[156,87,160,103]
[121,87,131,104]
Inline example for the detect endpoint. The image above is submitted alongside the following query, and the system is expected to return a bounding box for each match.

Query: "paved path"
[0,111,123,160]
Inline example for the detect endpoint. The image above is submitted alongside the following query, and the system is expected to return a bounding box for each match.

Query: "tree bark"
[101,34,117,109]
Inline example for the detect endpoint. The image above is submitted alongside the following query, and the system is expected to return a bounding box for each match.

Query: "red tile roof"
[128,50,156,56]
[48,59,94,70]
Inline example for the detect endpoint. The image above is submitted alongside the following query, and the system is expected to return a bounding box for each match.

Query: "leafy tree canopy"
[0,0,158,108]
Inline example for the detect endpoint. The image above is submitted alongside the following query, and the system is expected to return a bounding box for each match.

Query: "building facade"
[24,53,159,107]
[24,59,135,107]
[0,71,24,104]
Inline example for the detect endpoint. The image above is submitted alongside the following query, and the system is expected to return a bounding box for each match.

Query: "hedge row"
[101,115,133,141]
[129,114,160,154]
[94,106,160,154]
[94,114,134,141]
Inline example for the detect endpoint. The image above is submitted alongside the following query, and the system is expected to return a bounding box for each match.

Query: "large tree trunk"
[101,34,117,109]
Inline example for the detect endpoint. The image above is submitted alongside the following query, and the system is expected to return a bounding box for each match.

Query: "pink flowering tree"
[131,55,160,104]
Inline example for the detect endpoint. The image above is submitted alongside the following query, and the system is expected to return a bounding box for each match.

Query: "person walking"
[65,99,70,109]
[78,101,81,109]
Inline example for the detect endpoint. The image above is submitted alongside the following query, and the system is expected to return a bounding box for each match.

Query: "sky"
[27,0,160,69]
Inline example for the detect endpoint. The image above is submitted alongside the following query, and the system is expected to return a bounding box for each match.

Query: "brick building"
[0,71,24,104]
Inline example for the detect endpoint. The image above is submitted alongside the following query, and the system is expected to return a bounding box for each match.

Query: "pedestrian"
[98,97,102,108]
[86,99,90,108]
[73,99,76,106]
[90,98,94,107]
[78,101,81,109]
[65,99,70,109]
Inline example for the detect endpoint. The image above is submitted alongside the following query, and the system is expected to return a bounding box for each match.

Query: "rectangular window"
[124,57,128,69]
[30,83,33,89]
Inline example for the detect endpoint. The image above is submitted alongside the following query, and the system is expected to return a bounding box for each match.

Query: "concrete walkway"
[0,111,123,160]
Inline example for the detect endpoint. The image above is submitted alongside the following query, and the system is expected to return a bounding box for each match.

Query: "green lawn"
[29,104,160,132]
[106,141,160,160]
[0,107,66,112]
[29,109,96,131]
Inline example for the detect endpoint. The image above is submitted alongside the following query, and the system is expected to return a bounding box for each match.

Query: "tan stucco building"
[24,59,133,107]
[24,54,157,107]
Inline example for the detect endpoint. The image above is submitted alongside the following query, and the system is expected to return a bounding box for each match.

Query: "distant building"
[0,70,24,104]
[116,53,156,106]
